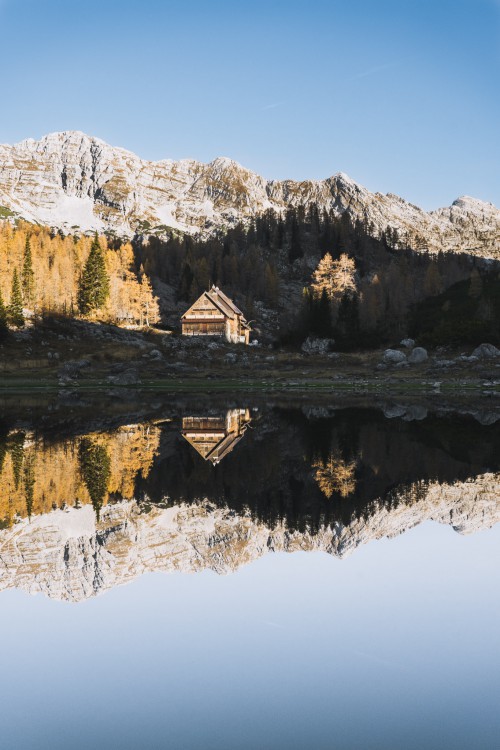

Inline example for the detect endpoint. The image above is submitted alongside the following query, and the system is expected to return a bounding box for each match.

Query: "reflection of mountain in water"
[0,406,499,601]
[181,409,252,464]
[139,408,500,533]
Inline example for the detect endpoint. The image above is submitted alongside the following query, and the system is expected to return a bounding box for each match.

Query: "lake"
[0,395,499,749]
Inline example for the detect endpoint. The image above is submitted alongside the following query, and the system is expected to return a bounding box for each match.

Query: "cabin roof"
[181,286,246,322]
[210,286,244,316]
[205,290,236,319]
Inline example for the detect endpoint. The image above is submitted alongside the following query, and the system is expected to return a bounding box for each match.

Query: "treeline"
[291,246,487,350]
[136,205,491,347]
[134,210,284,310]
[409,271,500,346]
[0,423,161,527]
[137,408,499,534]
[0,222,159,332]
[1,205,497,348]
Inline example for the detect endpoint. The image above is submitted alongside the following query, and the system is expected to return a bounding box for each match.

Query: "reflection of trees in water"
[137,408,500,534]
[23,453,36,519]
[0,424,161,525]
[78,439,111,521]
[312,452,358,499]
[0,407,499,533]
[8,432,25,490]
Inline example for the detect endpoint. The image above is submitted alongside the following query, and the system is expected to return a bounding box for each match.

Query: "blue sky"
[0,0,498,209]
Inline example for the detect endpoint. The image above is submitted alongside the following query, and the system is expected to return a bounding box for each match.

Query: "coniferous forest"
[1,204,499,348]
[134,205,500,348]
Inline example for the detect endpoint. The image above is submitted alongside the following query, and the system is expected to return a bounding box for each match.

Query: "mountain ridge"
[1,471,498,602]
[0,131,499,258]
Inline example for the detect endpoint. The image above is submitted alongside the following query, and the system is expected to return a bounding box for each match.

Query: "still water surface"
[0,399,499,749]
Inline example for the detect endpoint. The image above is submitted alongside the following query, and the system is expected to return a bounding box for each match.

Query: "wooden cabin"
[181,286,251,344]
[181,409,252,465]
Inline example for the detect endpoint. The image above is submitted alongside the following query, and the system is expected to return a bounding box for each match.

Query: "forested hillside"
[0,222,159,328]
[1,204,498,349]
[135,206,498,348]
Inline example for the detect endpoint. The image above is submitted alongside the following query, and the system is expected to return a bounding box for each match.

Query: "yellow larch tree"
[311,252,357,300]
[312,451,358,499]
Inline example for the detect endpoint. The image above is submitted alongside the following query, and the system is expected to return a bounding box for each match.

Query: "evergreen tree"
[178,262,194,301]
[315,289,333,337]
[288,213,303,262]
[0,288,8,339]
[24,453,35,520]
[423,262,443,297]
[468,268,483,299]
[0,432,8,476]
[9,432,25,490]
[21,235,35,307]
[8,269,24,327]
[78,438,111,522]
[336,293,360,344]
[77,233,110,315]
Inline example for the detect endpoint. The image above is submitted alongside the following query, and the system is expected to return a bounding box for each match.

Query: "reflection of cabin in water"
[181,409,252,464]
[181,286,251,344]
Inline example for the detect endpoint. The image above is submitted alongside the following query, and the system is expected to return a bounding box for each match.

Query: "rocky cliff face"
[0,131,499,257]
[1,472,498,602]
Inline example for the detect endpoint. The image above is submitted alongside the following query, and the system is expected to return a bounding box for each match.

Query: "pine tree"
[468,268,483,299]
[77,233,110,315]
[78,438,111,522]
[8,269,24,327]
[9,432,25,490]
[0,288,8,339]
[316,289,333,337]
[21,235,35,307]
[288,212,303,262]
[423,262,443,297]
[23,453,35,520]
[336,293,360,345]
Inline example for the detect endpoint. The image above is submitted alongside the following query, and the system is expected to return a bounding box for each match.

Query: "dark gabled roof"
[181,286,247,323]
[180,291,228,320]
[205,290,236,320]
[211,286,244,316]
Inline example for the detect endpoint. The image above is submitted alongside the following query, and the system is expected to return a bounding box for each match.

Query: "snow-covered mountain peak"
[0,131,498,257]
[451,195,495,210]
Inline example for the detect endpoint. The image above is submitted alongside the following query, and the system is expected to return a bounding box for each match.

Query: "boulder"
[400,338,415,349]
[382,349,407,364]
[383,404,407,419]
[301,337,334,355]
[472,343,500,359]
[473,411,500,426]
[402,405,428,421]
[408,347,428,364]
[106,370,139,386]
[58,360,90,379]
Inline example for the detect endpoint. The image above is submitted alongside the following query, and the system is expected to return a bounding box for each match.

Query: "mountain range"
[1,131,499,258]
[1,472,498,602]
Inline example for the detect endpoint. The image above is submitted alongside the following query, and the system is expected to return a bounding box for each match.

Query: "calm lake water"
[0,397,499,749]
